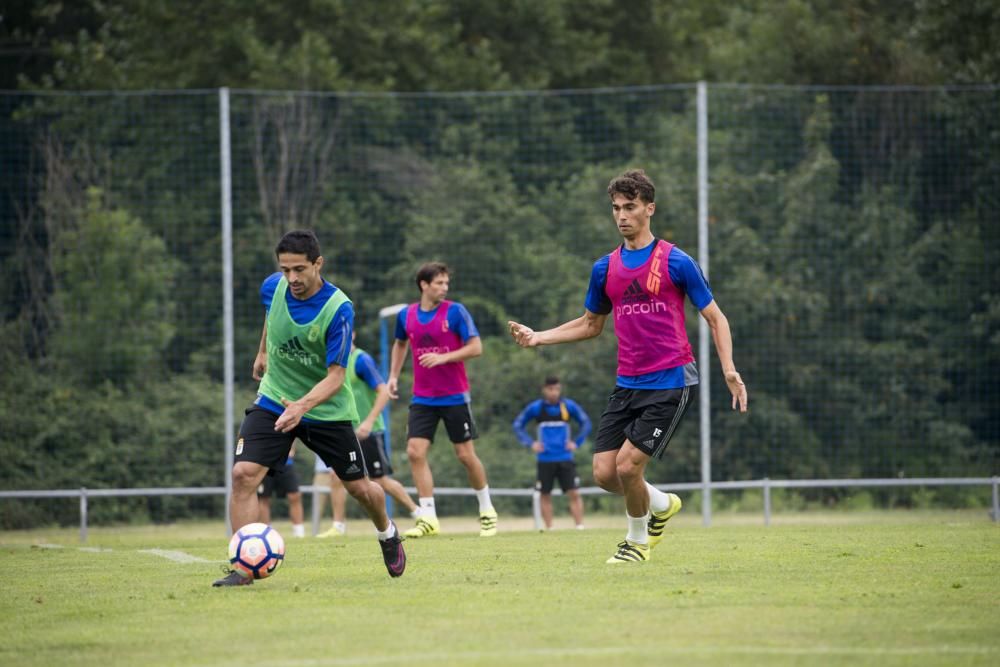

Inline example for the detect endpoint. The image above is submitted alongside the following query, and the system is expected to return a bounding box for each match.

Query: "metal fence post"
[992,477,999,523]
[532,490,543,531]
[79,487,88,543]
[763,478,771,527]
[220,86,235,537]
[697,80,712,527]
[378,304,407,519]
[311,485,322,536]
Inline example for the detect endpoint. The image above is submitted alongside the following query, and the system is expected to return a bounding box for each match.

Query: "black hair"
[607,169,655,203]
[415,261,449,292]
[275,230,321,262]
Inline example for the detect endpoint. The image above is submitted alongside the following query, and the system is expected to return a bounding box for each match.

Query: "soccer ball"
[228,522,285,580]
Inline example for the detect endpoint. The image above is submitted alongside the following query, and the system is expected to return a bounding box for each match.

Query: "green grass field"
[2,511,998,667]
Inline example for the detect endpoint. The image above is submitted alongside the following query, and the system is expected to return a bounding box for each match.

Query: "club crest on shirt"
[442,319,449,332]
[307,324,322,342]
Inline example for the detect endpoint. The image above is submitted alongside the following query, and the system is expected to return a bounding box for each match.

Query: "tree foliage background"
[1,1,997,527]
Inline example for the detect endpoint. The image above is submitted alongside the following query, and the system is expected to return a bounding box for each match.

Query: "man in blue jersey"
[509,170,748,564]
[513,376,592,530]
[316,332,421,538]
[214,230,405,585]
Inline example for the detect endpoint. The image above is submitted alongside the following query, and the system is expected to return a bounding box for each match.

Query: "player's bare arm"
[700,300,748,412]
[508,310,607,348]
[252,319,268,381]
[357,383,391,439]
[387,338,409,399]
[274,364,348,433]
[418,336,482,368]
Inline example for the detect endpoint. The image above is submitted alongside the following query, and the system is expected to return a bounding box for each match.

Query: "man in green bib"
[214,231,405,585]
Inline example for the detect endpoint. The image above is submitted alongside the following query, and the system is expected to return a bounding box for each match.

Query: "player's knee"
[592,466,617,490]
[406,443,427,463]
[454,446,478,466]
[616,458,642,482]
[232,463,262,491]
[342,478,369,500]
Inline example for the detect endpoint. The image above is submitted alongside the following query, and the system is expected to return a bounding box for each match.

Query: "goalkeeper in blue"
[512,376,592,530]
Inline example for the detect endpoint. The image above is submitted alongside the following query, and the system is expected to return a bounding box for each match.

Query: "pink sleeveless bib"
[605,240,694,376]
[406,300,470,397]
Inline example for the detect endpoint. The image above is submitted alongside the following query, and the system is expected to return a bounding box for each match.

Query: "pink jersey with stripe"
[406,300,470,398]
[605,239,694,376]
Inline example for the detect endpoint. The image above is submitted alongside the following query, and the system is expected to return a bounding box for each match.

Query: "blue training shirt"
[584,240,712,390]
[395,302,479,406]
[354,350,384,391]
[512,398,592,463]
[254,272,354,418]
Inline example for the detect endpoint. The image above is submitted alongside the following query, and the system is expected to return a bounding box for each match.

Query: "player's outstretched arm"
[508,311,607,348]
[700,300,748,412]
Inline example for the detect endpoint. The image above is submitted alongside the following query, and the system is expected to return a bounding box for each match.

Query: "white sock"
[646,482,671,513]
[475,486,494,512]
[419,497,437,519]
[576,524,585,530]
[292,523,305,538]
[333,521,346,534]
[376,522,397,541]
[626,513,649,544]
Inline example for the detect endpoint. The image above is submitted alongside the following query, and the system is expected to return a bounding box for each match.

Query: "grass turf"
[1,511,998,666]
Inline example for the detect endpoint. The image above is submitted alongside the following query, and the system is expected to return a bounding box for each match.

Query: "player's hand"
[387,377,399,400]
[508,321,539,347]
[355,421,373,439]
[418,352,448,368]
[274,397,306,433]
[530,441,544,453]
[725,371,748,413]
[565,441,578,452]
[252,353,267,381]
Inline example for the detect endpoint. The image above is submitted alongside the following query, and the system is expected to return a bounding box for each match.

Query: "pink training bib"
[605,240,694,376]
[406,300,470,397]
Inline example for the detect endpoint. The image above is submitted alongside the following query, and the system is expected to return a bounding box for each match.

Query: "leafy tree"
[49,189,179,386]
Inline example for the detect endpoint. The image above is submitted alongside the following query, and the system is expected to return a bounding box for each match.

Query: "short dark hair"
[415,262,449,292]
[275,230,321,262]
[544,376,560,386]
[607,169,655,203]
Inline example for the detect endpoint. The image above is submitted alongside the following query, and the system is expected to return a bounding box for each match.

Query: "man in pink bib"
[388,262,498,538]
[509,169,748,563]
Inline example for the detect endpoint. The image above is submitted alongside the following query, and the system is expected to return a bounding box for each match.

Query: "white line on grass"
[31,543,211,563]
[265,644,998,666]
[138,549,213,563]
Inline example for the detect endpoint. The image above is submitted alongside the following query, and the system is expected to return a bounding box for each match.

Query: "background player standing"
[316,332,421,537]
[512,376,591,530]
[388,262,498,538]
[257,442,306,538]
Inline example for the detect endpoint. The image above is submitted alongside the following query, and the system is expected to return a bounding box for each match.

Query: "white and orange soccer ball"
[228,523,285,580]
